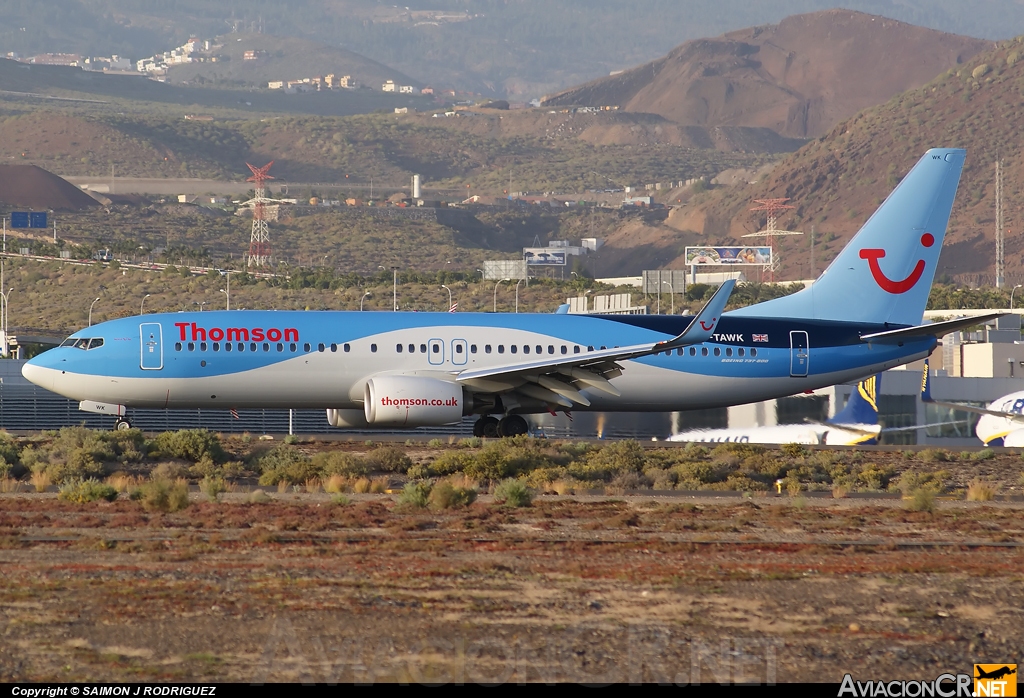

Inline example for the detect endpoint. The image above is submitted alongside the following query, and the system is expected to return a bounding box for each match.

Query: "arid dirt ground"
[1,488,1022,684]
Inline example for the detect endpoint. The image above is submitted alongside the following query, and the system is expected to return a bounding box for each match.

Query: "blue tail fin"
[920,359,933,402]
[731,148,965,326]
[830,374,880,425]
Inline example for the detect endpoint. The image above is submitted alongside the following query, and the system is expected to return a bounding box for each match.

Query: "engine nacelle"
[326,408,370,429]
[364,376,466,427]
[1002,429,1024,447]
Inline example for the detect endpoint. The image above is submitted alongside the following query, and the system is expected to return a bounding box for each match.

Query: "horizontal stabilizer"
[860,312,1006,343]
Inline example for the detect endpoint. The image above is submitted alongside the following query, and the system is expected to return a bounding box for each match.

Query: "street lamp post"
[200,301,207,312]
[493,278,509,312]
[441,284,453,312]
[0,288,12,356]
[360,291,371,311]
[1011,284,1023,310]
[662,280,675,315]
[88,297,100,327]
[140,293,151,315]
[392,266,398,311]
[515,278,525,313]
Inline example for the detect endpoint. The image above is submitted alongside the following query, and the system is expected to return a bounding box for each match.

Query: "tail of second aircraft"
[829,373,880,426]
[731,148,966,327]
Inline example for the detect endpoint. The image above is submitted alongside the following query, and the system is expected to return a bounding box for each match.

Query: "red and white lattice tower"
[246,161,274,267]
[742,198,802,282]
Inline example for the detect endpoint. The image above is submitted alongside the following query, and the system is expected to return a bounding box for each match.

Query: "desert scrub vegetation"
[20,427,148,484]
[58,478,118,503]
[493,479,533,508]
[137,478,190,513]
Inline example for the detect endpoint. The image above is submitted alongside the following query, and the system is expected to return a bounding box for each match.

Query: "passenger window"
[263,343,270,352]
[396,344,403,353]
[548,345,554,354]
[303,343,311,352]
[408,344,415,353]
[471,345,477,354]
[561,346,567,355]
[432,343,440,353]
[701,347,708,356]
[485,345,492,354]
[750,348,758,357]
[289,343,296,352]
[251,343,257,352]
[498,345,504,354]
[213,342,220,352]
[175,342,182,351]
[523,346,530,354]
[343,343,350,352]
[188,342,195,352]
[277,343,284,352]
[738,348,745,357]
[370,344,377,353]
[455,344,463,354]
[201,342,208,352]
[536,345,543,354]
[225,342,232,352]
[574,346,580,354]
[420,344,427,353]
[676,348,684,356]
[237,343,244,352]
[714,347,721,356]
[600,345,607,350]
[726,347,732,357]
[588,346,594,351]
[318,343,325,352]
[510,346,518,354]
[331,343,337,352]
[689,347,696,356]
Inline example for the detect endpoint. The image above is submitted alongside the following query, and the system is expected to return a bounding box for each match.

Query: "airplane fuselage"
[24,310,935,415]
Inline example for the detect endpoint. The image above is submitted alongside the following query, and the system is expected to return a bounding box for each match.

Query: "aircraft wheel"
[114,418,132,431]
[498,415,529,437]
[477,416,500,438]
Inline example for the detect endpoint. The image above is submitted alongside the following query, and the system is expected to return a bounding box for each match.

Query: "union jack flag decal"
[752,334,769,342]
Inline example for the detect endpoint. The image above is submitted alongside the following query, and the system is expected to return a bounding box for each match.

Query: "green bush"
[906,487,936,513]
[256,446,316,486]
[464,437,556,480]
[972,448,995,461]
[364,445,412,473]
[0,431,20,466]
[493,479,532,507]
[398,481,432,508]
[577,440,647,480]
[153,429,226,463]
[897,470,947,495]
[428,480,477,509]
[139,479,190,512]
[58,479,119,503]
[199,475,227,502]
[312,451,368,477]
[332,493,351,506]
[428,450,478,476]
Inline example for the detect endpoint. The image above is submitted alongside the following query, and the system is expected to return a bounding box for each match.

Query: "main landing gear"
[114,418,133,431]
[473,414,529,438]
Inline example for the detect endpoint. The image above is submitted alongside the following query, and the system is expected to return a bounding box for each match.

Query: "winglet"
[655,279,735,352]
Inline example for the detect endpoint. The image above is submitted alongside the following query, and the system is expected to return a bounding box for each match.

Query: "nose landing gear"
[114,418,133,431]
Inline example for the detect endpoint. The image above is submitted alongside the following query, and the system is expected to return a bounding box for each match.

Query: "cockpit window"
[61,337,103,350]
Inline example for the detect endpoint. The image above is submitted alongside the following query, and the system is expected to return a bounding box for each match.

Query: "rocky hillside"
[668,35,1024,284]
[543,10,990,139]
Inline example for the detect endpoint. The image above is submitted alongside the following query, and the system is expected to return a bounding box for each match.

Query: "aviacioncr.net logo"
[838,672,972,697]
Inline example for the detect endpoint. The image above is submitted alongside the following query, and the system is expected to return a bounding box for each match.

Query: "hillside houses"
[268,74,359,93]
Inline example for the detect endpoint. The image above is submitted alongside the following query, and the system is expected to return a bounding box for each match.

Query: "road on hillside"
[65,176,464,197]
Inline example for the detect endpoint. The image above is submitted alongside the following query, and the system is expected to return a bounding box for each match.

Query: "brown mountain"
[661,35,1024,284]
[543,10,990,139]
[0,165,99,211]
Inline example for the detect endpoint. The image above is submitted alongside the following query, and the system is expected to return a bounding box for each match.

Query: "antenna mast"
[742,198,801,282]
[996,160,1004,288]
[245,161,274,267]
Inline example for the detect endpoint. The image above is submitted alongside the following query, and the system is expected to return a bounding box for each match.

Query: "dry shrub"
[369,476,389,493]
[906,487,936,513]
[551,479,576,495]
[198,475,226,502]
[151,462,189,481]
[428,479,477,510]
[139,478,190,512]
[107,473,141,493]
[276,480,291,493]
[0,478,21,493]
[831,484,850,499]
[304,478,322,494]
[324,474,349,494]
[58,479,118,503]
[30,470,51,493]
[966,479,998,502]
[248,490,271,504]
[352,477,371,494]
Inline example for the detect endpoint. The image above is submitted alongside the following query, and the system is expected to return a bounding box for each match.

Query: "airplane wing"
[454,280,736,407]
[860,312,1006,343]
[922,399,1024,422]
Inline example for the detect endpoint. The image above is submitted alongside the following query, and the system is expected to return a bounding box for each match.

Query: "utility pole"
[996,160,1004,288]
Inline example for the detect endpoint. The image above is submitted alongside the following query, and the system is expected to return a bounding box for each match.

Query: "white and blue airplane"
[666,374,883,445]
[23,148,1002,437]
[920,360,1024,446]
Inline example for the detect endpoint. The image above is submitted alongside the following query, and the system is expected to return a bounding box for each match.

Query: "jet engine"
[364,376,468,427]
[326,408,371,429]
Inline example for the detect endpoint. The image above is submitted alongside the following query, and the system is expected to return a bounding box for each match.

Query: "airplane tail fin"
[730,148,965,326]
[920,359,933,403]
[829,373,880,426]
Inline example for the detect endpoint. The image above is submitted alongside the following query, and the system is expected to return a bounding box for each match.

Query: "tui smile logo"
[700,318,717,331]
[859,233,934,294]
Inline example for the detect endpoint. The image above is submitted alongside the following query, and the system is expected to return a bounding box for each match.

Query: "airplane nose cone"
[22,359,54,391]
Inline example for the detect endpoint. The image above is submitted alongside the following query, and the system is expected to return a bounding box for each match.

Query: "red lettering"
[227,328,250,341]
[267,328,282,342]
[209,327,224,341]
[191,323,206,342]
[284,328,299,342]
[251,328,265,341]
[175,322,189,341]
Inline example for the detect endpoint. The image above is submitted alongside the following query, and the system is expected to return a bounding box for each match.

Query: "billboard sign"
[9,212,47,229]
[523,248,567,266]
[685,246,771,266]
[483,260,527,280]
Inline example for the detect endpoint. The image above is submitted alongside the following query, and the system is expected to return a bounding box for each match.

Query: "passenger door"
[789,330,809,377]
[428,338,445,366]
[140,323,163,370]
[451,339,468,366]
